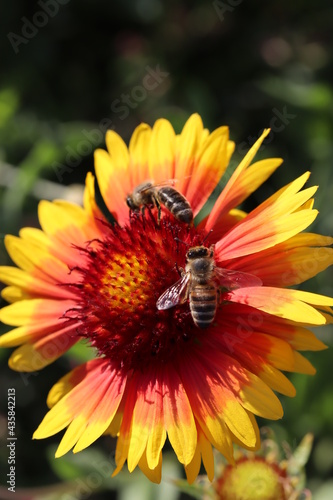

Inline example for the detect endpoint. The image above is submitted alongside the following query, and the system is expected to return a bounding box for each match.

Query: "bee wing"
[156,273,190,310]
[137,179,172,193]
[138,179,178,194]
[215,267,263,290]
[152,176,192,188]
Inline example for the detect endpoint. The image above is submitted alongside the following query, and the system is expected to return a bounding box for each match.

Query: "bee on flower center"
[126,181,193,224]
[157,245,263,328]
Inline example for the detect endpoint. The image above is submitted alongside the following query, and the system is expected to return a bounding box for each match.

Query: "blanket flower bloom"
[177,429,313,499]
[0,114,332,483]
[213,432,313,500]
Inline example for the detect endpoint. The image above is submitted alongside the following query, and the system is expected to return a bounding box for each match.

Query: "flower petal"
[206,129,272,229]
[33,359,126,457]
[38,200,99,266]
[175,114,204,188]
[184,126,233,215]
[3,235,74,287]
[83,172,107,228]
[216,178,318,260]
[148,118,176,181]
[126,374,165,473]
[138,449,162,484]
[0,266,74,301]
[128,123,152,186]
[163,368,197,466]
[8,327,78,371]
[227,287,333,325]
[224,232,333,287]
[0,298,74,327]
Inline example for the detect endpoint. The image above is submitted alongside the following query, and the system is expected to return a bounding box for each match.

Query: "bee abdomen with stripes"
[189,285,217,328]
[158,186,193,224]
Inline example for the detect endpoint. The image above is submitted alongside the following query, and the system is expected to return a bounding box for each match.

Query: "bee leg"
[129,208,134,223]
[127,207,136,224]
[152,194,161,224]
[217,288,225,306]
[174,263,184,277]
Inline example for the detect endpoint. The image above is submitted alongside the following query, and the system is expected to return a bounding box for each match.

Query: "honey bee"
[126,181,193,224]
[156,245,262,328]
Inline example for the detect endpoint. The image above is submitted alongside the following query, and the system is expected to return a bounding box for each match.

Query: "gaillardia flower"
[0,114,332,483]
[213,431,314,500]
[177,429,314,499]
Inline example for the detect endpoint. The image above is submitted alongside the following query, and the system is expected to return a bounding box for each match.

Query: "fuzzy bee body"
[157,245,263,329]
[126,181,193,224]
[184,246,217,328]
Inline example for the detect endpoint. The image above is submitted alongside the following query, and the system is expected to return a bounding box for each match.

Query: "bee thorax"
[190,258,213,274]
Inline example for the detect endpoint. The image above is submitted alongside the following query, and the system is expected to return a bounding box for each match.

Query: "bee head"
[186,246,209,260]
[126,195,137,210]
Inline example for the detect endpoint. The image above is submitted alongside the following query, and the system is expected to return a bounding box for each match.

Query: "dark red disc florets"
[65,213,206,372]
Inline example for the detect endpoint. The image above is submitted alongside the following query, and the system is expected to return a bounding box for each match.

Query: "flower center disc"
[216,457,287,500]
[69,213,204,372]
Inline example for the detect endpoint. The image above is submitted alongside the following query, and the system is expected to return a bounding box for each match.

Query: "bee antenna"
[174,237,189,247]
[201,229,213,245]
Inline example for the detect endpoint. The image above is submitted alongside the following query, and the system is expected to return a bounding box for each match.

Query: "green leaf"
[64,340,97,363]
[0,88,19,128]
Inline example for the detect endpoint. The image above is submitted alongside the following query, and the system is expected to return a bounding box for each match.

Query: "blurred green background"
[1,1,333,499]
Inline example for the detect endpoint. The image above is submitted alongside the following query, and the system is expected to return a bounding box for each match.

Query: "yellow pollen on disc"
[100,254,153,311]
